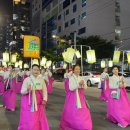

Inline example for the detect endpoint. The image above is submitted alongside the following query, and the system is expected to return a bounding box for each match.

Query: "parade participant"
[99,67,109,101]
[0,66,4,95]
[64,68,73,93]
[60,65,92,130]
[18,64,49,130]
[3,65,16,111]
[107,65,130,128]
[41,68,54,94]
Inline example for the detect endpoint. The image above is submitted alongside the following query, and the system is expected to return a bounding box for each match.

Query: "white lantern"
[53,65,56,70]
[40,57,47,66]
[75,50,81,58]
[113,50,121,63]
[19,60,23,66]
[11,54,17,63]
[46,60,52,68]
[127,53,130,64]
[32,59,39,65]
[15,62,19,68]
[3,52,9,62]
[63,63,67,69]
[101,60,106,68]
[108,60,113,67]
[66,48,75,63]
[24,63,29,69]
[86,50,96,64]
[2,61,7,67]
[19,64,22,69]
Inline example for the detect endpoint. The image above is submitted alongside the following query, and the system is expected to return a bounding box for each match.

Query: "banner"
[24,35,40,58]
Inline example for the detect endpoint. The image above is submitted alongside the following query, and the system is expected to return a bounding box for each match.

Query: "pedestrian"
[60,65,92,130]
[18,64,49,130]
[3,65,17,111]
[107,65,130,128]
[99,67,109,101]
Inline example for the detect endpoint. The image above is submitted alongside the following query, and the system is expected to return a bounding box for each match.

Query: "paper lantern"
[24,63,29,69]
[127,53,130,64]
[101,60,106,68]
[19,60,23,66]
[46,61,52,68]
[3,52,9,62]
[40,57,47,66]
[32,59,39,65]
[66,48,75,63]
[108,60,113,67]
[2,61,7,67]
[75,50,81,58]
[86,50,96,64]
[19,64,22,69]
[15,62,19,68]
[63,63,67,69]
[11,54,17,63]
[113,50,121,63]
[53,65,55,69]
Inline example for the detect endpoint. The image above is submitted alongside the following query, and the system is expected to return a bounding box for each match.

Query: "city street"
[0,81,130,130]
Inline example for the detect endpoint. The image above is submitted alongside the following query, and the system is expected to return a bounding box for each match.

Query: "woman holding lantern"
[99,67,109,101]
[60,65,92,130]
[3,65,17,111]
[107,65,130,128]
[18,64,49,130]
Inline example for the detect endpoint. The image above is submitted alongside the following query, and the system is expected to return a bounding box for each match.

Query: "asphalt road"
[0,82,130,130]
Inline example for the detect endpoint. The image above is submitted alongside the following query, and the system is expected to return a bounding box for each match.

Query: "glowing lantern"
[19,60,23,66]
[66,48,75,63]
[86,50,96,64]
[3,52,9,62]
[113,50,121,63]
[63,63,67,69]
[101,60,106,68]
[32,59,39,65]
[108,60,113,67]
[46,61,52,68]
[53,65,55,69]
[19,64,22,69]
[127,53,130,64]
[24,63,29,69]
[75,50,81,58]
[11,54,17,63]
[15,62,19,68]
[40,57,47,66]
[2,61,7,67]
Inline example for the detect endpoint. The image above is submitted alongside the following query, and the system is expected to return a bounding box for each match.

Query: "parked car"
[82,72,101,87]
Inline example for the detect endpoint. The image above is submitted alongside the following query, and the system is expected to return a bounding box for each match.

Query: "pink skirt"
[3,90,16,110]
[100,80,109,101]
[60,88,92,130]
[46,77,54,94]
[107,88,130,127]
[18,90,50,130]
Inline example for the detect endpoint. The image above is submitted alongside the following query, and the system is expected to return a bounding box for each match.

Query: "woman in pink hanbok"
[99,67,109,101]
[107,65,130,128]
[60,65,92,130]
[3,65,16,111]
[18,64,49,130]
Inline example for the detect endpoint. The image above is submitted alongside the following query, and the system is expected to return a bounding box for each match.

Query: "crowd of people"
[0,64,130,130]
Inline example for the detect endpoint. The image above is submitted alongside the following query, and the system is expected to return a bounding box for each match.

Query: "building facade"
[31,0,130,50]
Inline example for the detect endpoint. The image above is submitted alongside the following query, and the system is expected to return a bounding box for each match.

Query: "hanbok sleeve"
[42,79,48,101]
[69,76,79,91]
[81,77,87,89]
[21,78,29,95]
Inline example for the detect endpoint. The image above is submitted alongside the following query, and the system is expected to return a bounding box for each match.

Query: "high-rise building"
[31,0,130,50]
[13,0,31,49]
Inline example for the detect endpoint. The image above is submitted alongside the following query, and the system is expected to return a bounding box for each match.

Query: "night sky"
[0,0,12,15]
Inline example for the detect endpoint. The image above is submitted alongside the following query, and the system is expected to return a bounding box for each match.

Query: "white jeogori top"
[109,75,126,89]
[100,72,109,81]
[69,74,87,108]
[64,71,73,78]
[21,75,47,101]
